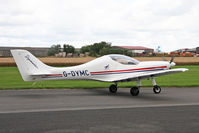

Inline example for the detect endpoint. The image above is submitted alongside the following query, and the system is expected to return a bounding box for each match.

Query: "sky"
[0,0,199,52]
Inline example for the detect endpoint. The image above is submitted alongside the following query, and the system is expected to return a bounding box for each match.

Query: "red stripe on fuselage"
[46,74,62,77]
[90,66,167,74]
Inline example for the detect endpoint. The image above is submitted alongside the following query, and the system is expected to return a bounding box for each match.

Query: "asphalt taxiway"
[0,87,199,133]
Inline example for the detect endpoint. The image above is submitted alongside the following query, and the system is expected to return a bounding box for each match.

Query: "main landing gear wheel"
[130,87,139,96]
[109,84,117,93]
[153,85,161,94]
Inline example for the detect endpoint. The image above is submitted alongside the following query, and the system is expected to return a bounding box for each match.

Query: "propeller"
[162,55,175,68]
[170,55,176,68]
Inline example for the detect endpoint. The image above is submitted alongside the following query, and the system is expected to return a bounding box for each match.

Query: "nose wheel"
[153,85,161,94]
[109,84,117,93]
[152,77,161,94]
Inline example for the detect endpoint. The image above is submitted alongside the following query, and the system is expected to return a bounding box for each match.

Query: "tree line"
[48,41,132,57]
[48,44,75,56]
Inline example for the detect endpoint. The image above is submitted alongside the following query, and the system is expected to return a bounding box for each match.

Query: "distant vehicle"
[11,50,188,96]
[196,47,199,54]
[169,48,196,57]
[169,52,193,57]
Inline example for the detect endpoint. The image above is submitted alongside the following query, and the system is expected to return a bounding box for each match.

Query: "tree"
[99,47,132,56]
[80,41,133,57]
[80,41,111,56]
[48,44,61,56]
[80,45,91,54]
[90,41,111,56]
[63,44,75,54]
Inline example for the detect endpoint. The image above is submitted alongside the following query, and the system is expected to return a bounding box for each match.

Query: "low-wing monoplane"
[11,49,188,96]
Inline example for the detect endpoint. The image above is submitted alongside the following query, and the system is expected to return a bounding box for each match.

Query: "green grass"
[0,66,198,89]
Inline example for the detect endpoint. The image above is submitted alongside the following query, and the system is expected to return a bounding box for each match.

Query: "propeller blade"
[170,56,175,63]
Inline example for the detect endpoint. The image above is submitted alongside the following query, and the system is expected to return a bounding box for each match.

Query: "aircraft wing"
[102,68,188,82]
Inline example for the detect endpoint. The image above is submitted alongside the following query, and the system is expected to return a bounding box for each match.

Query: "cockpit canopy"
[109,54,139,65]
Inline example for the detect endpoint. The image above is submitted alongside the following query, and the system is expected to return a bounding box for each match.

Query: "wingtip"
[182,68,189,72]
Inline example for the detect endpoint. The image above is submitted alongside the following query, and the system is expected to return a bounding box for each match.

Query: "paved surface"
[0,87,199,133]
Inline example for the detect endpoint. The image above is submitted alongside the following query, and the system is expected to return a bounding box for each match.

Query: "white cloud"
[0,0,199,51]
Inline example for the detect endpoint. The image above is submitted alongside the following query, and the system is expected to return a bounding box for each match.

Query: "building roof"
[115,46,153,50]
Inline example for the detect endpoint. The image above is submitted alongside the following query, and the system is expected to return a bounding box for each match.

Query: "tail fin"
[11,49,52,81]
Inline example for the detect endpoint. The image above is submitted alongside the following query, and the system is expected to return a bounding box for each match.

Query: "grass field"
[0,66,198,89]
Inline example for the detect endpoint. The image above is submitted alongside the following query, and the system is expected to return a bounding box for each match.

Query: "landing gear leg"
[109,82,117,93]
[152,77,161,94]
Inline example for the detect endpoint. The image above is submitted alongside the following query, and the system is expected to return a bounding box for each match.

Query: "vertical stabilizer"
[11,49,51,81]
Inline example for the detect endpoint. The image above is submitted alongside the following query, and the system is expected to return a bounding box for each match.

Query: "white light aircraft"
[11,49,188,96]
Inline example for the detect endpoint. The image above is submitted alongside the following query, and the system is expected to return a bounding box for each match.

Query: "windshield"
[109,55,139,65]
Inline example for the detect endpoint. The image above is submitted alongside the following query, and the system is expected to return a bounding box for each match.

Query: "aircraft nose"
[170,62,176,67]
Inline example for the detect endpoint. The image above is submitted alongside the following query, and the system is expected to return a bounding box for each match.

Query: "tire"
[130,87,139,96]
[109,84,117,93]
[153,85,161,94]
